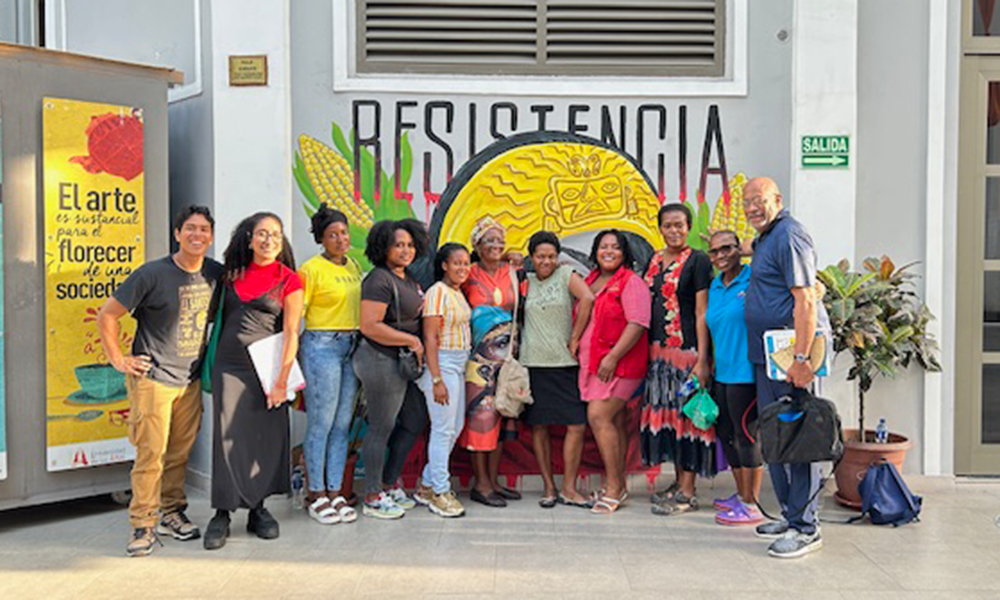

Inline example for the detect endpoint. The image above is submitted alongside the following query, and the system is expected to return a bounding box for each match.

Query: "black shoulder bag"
[391,276,424,381]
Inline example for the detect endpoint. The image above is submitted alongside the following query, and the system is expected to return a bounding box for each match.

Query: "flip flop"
[470,489,507,508]
[556,493,592,509]
[538,495,557,509]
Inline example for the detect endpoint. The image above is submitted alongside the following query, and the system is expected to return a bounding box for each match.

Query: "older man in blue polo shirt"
[742,176,830,559]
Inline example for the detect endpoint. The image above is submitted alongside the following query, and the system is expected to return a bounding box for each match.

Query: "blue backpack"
[851,461,922,526]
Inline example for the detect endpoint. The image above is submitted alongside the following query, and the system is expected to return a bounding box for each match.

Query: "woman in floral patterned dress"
[640,203,715,516]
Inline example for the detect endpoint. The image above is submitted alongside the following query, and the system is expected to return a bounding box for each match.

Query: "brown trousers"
[126,375,203,528]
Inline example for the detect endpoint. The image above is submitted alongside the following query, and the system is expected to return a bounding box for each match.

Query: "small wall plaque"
[228,55,268,86]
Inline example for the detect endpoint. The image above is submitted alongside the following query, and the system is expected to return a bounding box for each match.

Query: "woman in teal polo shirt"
[705,230,763,526]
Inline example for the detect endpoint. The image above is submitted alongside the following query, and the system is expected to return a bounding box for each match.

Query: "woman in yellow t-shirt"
[298,204,362,525]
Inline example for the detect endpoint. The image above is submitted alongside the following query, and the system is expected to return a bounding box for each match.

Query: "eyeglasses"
[742,195,769,208]
[254,230,283,241]
[707,244,738,257]
[480,236,504,247]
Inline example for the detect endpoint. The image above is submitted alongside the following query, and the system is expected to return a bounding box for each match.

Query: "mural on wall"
[43,98,144,471]
[293,100,755,482]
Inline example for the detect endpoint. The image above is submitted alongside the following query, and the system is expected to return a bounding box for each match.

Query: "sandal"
[651,492,699,517]
[557,493,592,509]
[651,481,681,505]
[538,495,557,509]
[329,495,357,523]
[470,489,507,508]
[590,495,622,515]
[308,497,341,525]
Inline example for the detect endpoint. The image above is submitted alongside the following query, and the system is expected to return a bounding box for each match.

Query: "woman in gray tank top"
[520,232,595,508]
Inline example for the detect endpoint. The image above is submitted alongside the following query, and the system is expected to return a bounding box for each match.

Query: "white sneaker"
[386,487,417,510]
[363,492,405,520]
[307,497,341,525]
[767,529,823,559]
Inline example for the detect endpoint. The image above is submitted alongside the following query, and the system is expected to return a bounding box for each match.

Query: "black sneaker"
[156,510,201,541]
[203,512,230,551]
[126,527,161,557]
[247,506,280,540]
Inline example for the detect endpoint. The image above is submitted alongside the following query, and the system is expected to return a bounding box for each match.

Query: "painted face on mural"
[708,231,741,273]
[475,228,506,264]
[552,173,625,223]
[742,177,783,232]
[386,229,416,269]
[251,217,284,263]
[596,233,624,274]
[658,210,689,251]
[531,242,559,280]
[175,214,213,258]
[321,221,350,259]
[442,248,471,287]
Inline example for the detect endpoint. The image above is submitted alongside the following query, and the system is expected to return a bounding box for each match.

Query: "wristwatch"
[794,353,810,364]
[432,375,444,385]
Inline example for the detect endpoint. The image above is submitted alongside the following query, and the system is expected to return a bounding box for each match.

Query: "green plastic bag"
[200,288,225,394]
[682,385,719,431]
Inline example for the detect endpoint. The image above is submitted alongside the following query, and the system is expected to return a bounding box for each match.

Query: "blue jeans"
[754,364,822,534]
[417,349,470,494]
[301,331,359,493]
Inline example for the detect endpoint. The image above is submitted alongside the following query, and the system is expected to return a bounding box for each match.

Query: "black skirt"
[522,366,587,426]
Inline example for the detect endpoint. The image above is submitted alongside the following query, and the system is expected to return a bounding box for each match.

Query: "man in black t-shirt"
[98,206,223,557]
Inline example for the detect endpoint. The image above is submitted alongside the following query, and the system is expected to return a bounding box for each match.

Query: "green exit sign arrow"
[801,135,849,169]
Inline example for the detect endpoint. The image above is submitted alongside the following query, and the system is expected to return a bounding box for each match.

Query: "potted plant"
[817,256,941,508]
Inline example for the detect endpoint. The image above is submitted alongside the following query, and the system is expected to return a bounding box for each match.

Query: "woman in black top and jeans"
[354,219,429,520]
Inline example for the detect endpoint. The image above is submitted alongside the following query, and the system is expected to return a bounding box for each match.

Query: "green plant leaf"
[294,153,321,211]
[844,271,878,298]
[331,123,354,169]
[400,131,413,194]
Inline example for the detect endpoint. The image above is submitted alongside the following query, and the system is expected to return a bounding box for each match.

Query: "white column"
[790,0,858,266]
[923,0,961,476]
[789,1,858,421]
[209,0,293,245]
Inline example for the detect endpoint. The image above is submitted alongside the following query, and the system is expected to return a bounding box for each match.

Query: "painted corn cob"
[298,134,375,228]
[710,172,755,243]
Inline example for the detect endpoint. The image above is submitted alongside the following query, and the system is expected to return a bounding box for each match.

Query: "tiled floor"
[1,476,999,599]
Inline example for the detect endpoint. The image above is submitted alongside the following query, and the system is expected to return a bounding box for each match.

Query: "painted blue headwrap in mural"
[471,305,511,347]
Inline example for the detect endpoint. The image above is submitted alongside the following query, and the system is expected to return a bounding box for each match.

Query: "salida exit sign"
[801,135,849,169]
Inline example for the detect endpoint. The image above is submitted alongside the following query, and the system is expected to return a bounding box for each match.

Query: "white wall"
[855,0,932,473]
[209,0,293,244]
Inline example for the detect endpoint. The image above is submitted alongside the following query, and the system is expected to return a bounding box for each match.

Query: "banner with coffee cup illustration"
[43,97,144,471]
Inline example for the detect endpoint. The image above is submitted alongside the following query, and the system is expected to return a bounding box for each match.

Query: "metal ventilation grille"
[356,0,725,76]
[546,0,721,69]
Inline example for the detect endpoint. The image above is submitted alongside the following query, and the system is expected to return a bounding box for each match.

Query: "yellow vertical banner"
[43,98,145,471]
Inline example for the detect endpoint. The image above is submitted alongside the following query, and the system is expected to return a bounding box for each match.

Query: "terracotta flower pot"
[833,428,912,509]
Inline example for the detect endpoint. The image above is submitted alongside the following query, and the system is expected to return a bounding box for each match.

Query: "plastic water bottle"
[875,418,888,444]
[291,466,305,509]
[679,375,699,399]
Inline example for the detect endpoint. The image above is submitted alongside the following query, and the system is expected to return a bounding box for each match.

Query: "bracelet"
[432,375,444,385]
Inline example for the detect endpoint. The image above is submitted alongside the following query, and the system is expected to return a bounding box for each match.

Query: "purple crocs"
[713,493,740,511]
[715,502,764,526]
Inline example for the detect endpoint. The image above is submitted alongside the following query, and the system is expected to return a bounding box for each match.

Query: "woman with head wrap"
[458,217,523,507]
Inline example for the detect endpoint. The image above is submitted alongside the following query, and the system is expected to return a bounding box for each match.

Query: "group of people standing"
[99,175,828,561]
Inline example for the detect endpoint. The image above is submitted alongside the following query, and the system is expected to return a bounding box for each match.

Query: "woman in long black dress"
[203,212,304,550]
